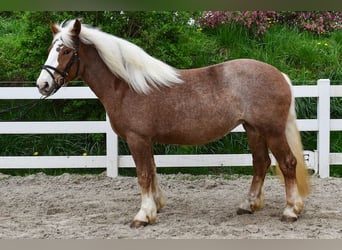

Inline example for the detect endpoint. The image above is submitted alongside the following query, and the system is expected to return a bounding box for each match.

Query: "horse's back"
[180,58,291,107]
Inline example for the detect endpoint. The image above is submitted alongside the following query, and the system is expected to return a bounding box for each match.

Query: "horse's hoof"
[130,220,149,228]
[281,215,298,223]
[237,208,253,215]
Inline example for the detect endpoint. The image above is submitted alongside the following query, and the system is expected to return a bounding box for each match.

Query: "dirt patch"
[0,172,341,239]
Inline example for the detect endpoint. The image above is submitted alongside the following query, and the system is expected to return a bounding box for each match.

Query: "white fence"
[0,79,341,178]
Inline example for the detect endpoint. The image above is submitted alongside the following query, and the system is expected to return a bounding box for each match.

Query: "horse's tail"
[276,73,311,197]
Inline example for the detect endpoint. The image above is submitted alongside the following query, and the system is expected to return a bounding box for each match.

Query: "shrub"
[198,11,342,36]
[198,11,279,37]
[279,11,342,35]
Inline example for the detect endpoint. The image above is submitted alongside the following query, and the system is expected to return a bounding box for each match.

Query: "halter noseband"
[42,41,80,92]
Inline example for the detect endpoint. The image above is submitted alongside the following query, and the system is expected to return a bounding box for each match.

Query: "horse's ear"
[71,19,81,36]
[50,23,60,35]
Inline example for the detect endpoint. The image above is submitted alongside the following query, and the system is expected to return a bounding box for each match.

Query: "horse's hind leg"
[126,135,165,228]
[267,135,304,222]
[237,124,271,214]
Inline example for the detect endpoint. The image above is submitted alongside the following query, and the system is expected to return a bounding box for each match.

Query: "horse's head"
[36,19,81,96]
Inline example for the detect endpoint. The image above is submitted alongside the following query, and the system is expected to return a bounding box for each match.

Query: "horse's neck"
[79,43,137,138]
[79,44,128,101]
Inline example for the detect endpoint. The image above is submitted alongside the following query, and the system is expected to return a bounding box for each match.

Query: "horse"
[36,19,310,228]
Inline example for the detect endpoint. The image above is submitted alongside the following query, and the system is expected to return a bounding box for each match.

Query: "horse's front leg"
[127,135,165,228]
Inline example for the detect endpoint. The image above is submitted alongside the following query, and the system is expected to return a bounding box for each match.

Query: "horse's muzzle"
[36,81,58,97]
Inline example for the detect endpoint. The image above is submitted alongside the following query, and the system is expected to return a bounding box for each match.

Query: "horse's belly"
[154,118,240,145]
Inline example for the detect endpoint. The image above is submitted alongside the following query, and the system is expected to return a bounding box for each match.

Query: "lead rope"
[0,94,50,121]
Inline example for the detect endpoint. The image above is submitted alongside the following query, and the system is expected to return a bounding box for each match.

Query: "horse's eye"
[63,49,71,55]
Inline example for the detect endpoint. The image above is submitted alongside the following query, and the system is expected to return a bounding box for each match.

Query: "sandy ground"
[0,172,341,239]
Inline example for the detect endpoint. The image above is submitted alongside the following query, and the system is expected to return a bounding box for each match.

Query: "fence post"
[106,114,118,178]
[317,79,330,178]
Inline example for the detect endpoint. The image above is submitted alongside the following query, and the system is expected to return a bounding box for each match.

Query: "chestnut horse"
[36,19,310,228]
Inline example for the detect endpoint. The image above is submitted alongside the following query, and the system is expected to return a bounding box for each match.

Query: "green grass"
[0,134,105,157]
[208,24,342,81]
[0,17,29,80]
[331,166,342,177]
[0,99,106,158]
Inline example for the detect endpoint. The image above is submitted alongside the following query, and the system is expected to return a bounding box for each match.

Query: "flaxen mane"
[56,20,183,94]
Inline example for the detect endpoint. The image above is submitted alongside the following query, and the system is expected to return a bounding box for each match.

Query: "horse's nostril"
[37,82,49,90]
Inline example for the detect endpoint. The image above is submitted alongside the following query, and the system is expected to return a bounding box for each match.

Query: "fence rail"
[0,79,340,178]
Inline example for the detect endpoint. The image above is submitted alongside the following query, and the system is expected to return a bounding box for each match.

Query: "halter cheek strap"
[42,46,80,88]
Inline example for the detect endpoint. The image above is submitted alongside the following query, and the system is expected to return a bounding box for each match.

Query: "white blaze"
[36,39,62,90]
